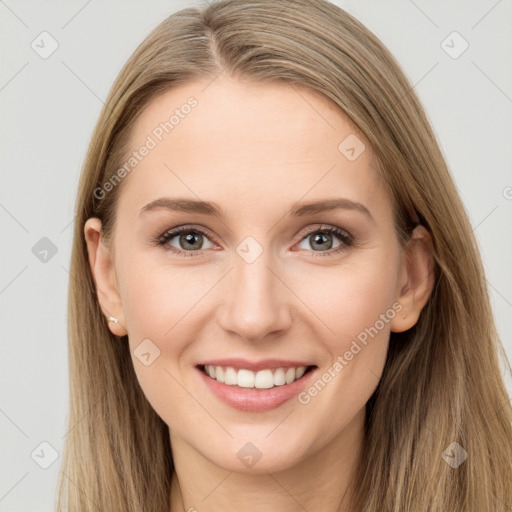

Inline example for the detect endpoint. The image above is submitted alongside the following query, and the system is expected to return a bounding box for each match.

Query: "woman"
[57,0,512,510]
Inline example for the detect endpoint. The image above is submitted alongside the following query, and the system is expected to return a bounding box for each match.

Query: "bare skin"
[85,76,434,511]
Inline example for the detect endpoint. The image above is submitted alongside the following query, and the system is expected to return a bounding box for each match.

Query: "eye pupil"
[311,232,333,251]
[181,232,203,250]
[160,226,348,256]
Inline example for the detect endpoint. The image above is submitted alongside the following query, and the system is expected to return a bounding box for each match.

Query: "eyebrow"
[139,197,373,221]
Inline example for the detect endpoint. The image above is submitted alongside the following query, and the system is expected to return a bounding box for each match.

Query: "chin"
[196,433,313,474]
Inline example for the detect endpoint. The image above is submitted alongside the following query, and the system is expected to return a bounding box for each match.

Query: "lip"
[196,363,317,412]
[196,358,313,372]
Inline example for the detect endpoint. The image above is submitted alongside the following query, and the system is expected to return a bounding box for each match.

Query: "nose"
[217,250,294,342]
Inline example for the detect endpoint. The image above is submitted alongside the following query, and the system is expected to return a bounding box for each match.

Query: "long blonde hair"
[57,0,512,510]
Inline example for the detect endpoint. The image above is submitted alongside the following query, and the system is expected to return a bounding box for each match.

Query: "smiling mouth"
[198,364,316,390]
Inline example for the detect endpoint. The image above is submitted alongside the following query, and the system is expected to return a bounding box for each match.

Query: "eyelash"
[154,224,354,258]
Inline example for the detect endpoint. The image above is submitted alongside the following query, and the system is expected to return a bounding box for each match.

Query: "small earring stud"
[108,316,119,324]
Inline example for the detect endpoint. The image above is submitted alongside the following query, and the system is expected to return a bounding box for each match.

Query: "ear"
[84,218,128,337]
[390,225,436,333]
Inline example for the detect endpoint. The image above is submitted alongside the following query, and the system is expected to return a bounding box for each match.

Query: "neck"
[169,408,365,512]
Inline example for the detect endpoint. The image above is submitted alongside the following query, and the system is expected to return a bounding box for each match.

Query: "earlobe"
[84,218,128,337]
[390,225,436,333]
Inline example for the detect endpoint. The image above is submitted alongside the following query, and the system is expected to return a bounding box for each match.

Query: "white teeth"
[237,369,255,388]
[295,366,306,379]
[203,365,308,388]
[254,369,274,389]
[215,366,224,383]
[273,368,286,386]
[285,367,296,384]
[224,367,238,385]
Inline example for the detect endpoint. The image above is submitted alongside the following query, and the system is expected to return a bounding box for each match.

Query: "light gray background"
[1,0,511,510]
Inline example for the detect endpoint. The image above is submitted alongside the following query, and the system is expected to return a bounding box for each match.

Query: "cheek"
[115,254,212,427]
[117,251,215,341]
[291,251,400,410]
[290,252,400,435]
[294,252,401,345]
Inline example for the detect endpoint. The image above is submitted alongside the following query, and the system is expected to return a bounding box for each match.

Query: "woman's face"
[88,76,424,473]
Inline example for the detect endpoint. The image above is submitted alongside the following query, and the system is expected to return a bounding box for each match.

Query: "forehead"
[117,76,389,221]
